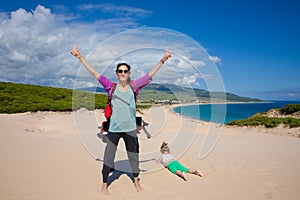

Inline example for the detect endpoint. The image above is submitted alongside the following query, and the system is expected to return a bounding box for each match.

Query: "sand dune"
[0,106,299,200]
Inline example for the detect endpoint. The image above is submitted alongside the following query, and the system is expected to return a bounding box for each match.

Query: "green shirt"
[109,86,136,132]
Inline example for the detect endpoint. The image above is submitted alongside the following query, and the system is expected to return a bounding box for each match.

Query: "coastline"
[169,103,300,138]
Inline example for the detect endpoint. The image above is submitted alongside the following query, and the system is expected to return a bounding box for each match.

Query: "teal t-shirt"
[109,86,136,132]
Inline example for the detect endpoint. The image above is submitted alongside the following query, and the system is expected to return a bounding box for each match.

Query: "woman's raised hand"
[163,48,172,61]
[70,44,82,58]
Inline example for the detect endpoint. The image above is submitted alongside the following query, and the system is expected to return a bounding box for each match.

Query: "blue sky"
[1,0,300,100]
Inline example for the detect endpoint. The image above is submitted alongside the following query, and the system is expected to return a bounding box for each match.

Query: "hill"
[0,82,107,113]
[138,83,263,103]
[0,81,263,114]
[82,83,263,103]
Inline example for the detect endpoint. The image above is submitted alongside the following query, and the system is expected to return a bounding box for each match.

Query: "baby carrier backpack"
[97,82,151,142]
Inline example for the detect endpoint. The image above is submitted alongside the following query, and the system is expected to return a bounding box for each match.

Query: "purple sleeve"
[98,75,113,95]
[98,73,152,96]
[132,73,152,96]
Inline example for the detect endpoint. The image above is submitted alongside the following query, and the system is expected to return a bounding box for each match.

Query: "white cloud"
[190,60,206,67]
[174,74,200,86]
[8,50,30,62]
[0,5,223,91]
[208,55,222,64]
[78,3,152,18]
[0,5,143,88]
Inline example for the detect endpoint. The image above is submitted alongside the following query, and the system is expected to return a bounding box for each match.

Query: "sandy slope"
[0,106,299,200]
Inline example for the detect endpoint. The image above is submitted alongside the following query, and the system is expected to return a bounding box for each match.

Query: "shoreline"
[167,103,300,138]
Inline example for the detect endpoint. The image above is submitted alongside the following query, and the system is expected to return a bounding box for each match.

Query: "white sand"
[0,106,299,200]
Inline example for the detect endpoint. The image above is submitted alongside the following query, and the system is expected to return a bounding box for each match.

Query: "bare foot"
[195,170,205,177]
[134,178,144,192]
[182,172,187,181]
[101,183,111,195]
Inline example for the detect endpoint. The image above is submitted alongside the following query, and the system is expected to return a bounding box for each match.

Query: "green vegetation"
[280,104,300,115]
[227,116,300,128]
[227,104,300,128]
[0,82,107,113]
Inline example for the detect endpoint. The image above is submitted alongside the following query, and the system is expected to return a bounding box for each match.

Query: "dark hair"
[116,63,131,72]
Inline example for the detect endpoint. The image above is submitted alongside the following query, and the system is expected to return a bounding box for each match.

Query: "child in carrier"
[156,141,204,181]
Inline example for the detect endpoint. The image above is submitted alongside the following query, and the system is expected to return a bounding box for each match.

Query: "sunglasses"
[117,69,130,74]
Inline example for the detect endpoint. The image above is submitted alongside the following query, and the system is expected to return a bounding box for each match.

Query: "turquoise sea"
[173,101,300,124]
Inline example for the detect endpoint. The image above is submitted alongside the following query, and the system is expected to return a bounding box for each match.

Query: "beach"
[0,106,300,200]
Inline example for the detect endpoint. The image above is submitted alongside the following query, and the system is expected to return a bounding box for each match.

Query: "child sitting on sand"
[156,141,204,181]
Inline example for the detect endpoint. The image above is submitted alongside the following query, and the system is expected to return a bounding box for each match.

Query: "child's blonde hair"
[160,141,170,153]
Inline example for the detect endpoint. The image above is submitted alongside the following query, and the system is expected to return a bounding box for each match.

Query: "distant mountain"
[79,83,264,103]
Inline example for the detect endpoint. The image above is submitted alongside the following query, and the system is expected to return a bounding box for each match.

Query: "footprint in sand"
[256,181,282,200]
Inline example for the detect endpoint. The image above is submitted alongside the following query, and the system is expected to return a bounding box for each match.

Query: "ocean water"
[173,101,300,124]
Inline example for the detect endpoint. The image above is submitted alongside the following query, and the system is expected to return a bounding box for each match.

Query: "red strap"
[108,82,137,102]
[111,82,117,96]
[104,82,137,119]
[107,82,117,102]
